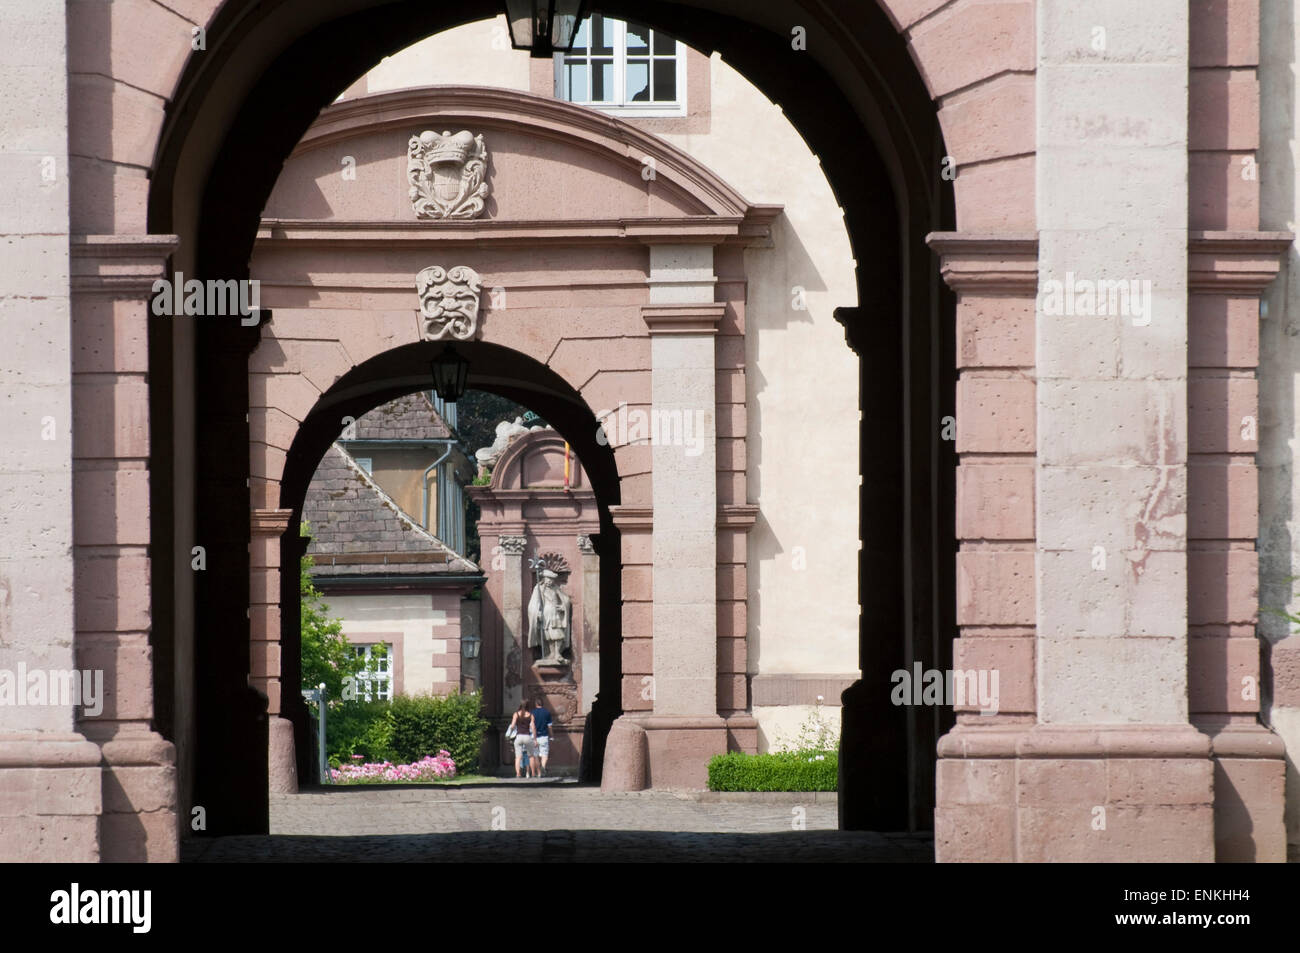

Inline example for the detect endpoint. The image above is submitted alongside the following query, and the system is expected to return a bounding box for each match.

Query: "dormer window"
[555,15,686,117]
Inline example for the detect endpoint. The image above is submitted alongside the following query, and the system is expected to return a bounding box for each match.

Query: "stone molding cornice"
[256,217,767,247]
[70,233,179,294]
[641,303,727,334]
[925,232,1039,294]
[608,505,652,531]
[718,503,760,530]
[606,504,759,531]
[250,508,293,537]
[297,85,757,219]
[1188,231,1293,295]
[937,723,1212,759]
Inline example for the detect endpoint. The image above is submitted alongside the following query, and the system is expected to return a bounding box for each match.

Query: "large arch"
[64,0,1050,857]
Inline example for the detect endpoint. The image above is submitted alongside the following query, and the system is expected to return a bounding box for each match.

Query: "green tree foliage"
[299,522,366,699]
[454,389,542,458]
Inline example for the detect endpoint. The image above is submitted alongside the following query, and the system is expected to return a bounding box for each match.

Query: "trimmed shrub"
[388,691,489,774]
[325,699,396,767]
[707,751,838,792]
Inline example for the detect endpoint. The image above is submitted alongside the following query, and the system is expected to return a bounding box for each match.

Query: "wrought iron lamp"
[430,346,469,402]
[462,630,481,660]
[503,0,588,57]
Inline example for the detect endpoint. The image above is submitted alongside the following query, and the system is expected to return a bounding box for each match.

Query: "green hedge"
[324,691,488,774]
[707,751,838,792]
[388,692,488,773]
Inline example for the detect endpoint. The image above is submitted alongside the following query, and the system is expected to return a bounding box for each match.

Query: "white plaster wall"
[325,592,445,695]
[656,57,861,679]
[350,17,530,97]
[1257,0,1300,856]
[351,22,861,683]
[753,704,843,754]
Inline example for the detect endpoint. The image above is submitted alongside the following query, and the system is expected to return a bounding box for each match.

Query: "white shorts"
[535,735,550,758]
[513,736,537,759]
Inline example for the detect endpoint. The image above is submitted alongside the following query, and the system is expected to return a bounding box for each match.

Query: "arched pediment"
[491,429,588,492]
[261,85,778,239]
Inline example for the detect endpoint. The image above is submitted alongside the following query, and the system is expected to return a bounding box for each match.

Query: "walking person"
[508,700,538,778]
[531,696,553,777]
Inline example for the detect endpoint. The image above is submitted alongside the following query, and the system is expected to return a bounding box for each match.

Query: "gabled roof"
[303,443,478,577]
[350,391,452,440]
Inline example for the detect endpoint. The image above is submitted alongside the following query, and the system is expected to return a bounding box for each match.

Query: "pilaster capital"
[925,232,1039,294]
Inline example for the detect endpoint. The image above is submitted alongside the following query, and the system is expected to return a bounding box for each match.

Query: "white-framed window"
[555,15,686,117]
[352,643,392,701]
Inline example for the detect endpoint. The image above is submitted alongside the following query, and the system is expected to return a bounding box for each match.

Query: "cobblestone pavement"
[181,781,934,862]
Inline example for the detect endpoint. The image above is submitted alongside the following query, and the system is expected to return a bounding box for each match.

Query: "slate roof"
[350,391,452,440]
[303,443,479,577]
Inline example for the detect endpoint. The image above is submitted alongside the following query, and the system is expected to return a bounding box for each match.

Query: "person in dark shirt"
[531,697,554,776]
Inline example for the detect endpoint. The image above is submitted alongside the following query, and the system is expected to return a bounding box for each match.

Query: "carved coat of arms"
[407,130,489,220]
[416,265,483,341]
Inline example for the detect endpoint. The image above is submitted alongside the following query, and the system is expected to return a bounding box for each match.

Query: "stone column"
[578,533,600,715]
[251,507,295,794]
[0,0,104,861]
[70,236,181,861]
[638,245,728,787]
[499,534,527,718]
[1030,1,1210,861]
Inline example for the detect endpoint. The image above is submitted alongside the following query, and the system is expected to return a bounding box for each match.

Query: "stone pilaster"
[250,507,295,794]
[69,235,180,861]
[499,534,527,717]
[578,533,600,715]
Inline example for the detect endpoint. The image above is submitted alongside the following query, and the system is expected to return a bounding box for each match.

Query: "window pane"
[626,22,649,50]
[652,59,676,101]
[627,58,650,102]
[571,17,589,53]
[591,58,614,102]
[565,60,588,101]
[592,15,614,55]
[653,30,675,55]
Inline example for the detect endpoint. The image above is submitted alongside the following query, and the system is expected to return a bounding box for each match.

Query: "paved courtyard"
[181,781,934,862]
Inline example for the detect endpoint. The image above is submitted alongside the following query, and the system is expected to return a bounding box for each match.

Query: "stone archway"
[245,86,778,792]
[49,0,1067,859]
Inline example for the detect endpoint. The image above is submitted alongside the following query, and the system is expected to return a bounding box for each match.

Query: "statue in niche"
[527,555,572,666]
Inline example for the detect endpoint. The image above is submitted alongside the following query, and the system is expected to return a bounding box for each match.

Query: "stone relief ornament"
[416,265,482,341]
[498,535,528,556]
[408,130,489,220]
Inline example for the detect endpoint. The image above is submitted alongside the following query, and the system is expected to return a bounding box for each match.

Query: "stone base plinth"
[601,713,729,791]
[94,728,179,862]
[1200,722,1287,862]
[269,717,298,794]
[936,724,1216,862]
[725,714,758,754]
[0,732,102,862]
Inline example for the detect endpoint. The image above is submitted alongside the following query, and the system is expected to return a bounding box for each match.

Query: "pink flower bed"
[331,750,457,783]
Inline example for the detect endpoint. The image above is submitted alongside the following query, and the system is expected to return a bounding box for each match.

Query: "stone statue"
[474,415,544,468]
[527,569,572,665]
